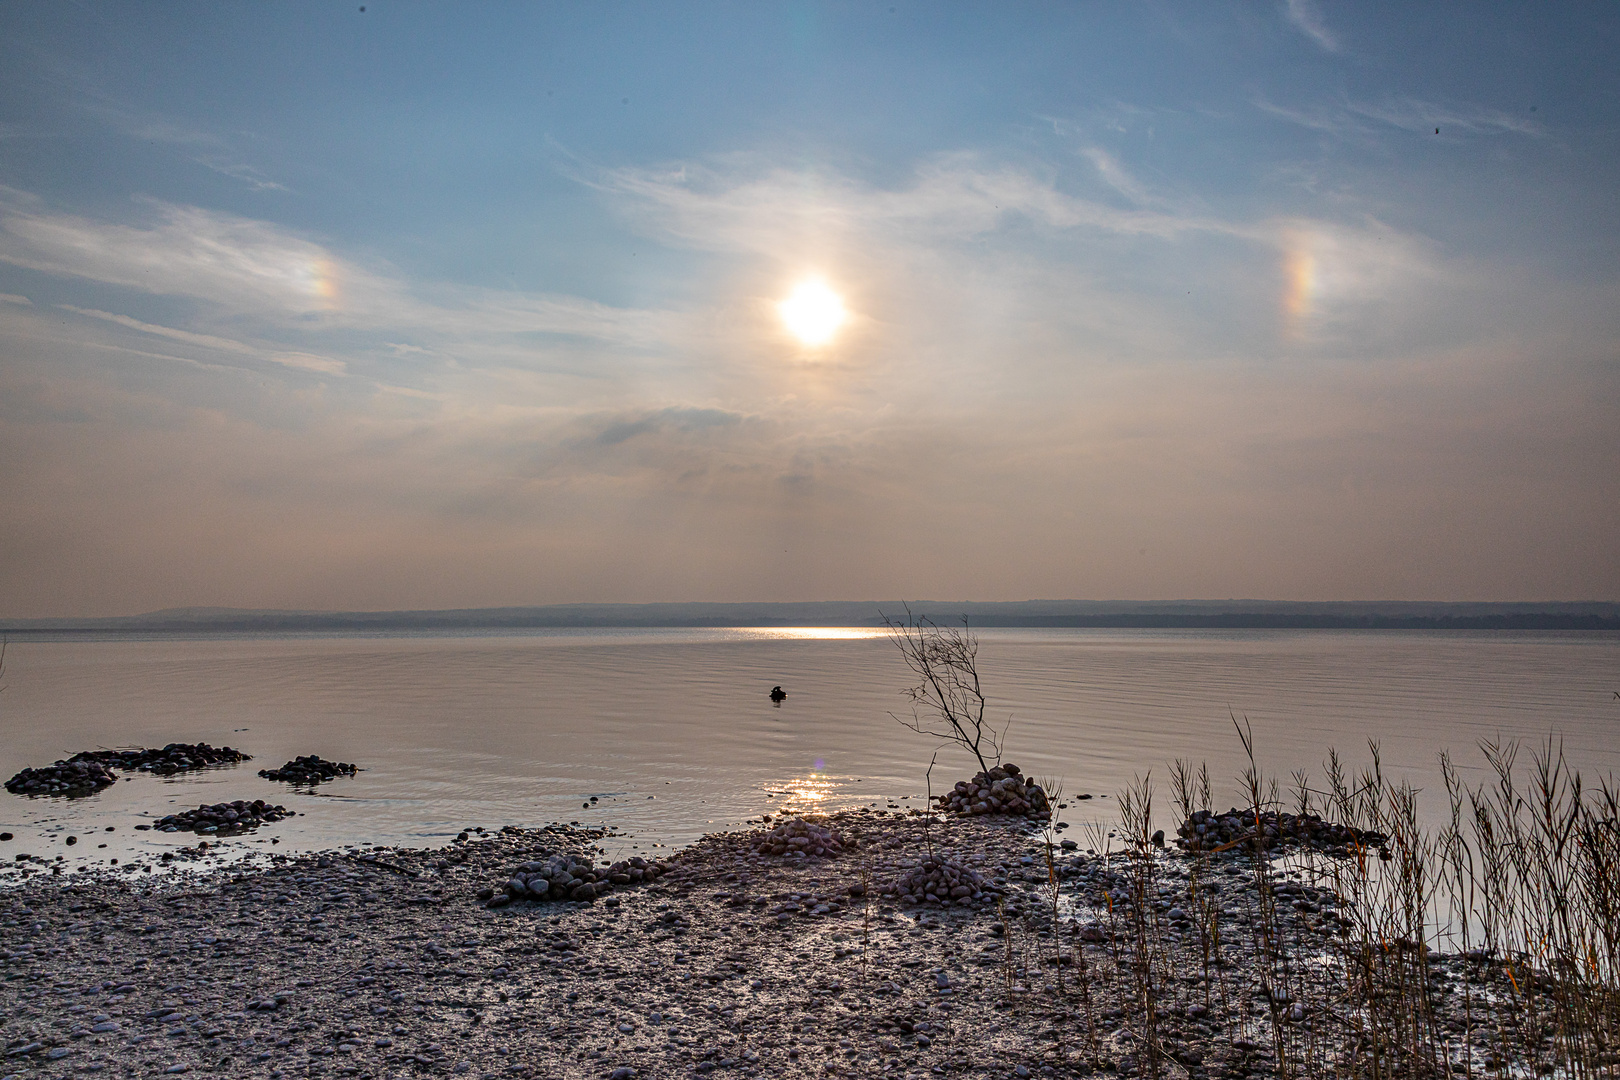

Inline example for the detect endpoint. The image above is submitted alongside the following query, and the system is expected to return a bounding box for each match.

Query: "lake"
[2,628,1617,873]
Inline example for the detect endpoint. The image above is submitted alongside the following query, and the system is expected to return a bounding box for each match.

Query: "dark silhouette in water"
[770,686,787,705]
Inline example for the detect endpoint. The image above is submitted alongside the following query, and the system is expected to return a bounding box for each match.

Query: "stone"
[47,743,250,783]
[257,755,359,784]
[1174,807,1385,855]
[484,842,669,906]
[752,816,855,859]
[934,766,1052,820]
[150,799,288,835]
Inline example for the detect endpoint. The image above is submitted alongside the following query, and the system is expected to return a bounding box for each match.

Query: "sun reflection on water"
[770,772,841,816]
[732,627,885,641]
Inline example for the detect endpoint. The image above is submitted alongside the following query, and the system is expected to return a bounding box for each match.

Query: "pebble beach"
[0,793,1525,1080]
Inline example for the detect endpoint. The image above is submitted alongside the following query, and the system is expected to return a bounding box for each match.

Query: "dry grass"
[1007,732,1620,1079]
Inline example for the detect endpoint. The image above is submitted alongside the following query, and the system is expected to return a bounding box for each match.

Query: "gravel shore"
[0,808,1507,1080]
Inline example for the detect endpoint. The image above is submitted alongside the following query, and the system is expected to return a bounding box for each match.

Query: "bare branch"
[882,605,1006,777]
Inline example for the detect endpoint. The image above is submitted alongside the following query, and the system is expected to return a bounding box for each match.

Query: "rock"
[8,742,256,795]
[71,742,250,774]
[257,755,359,784]
[4,759,119,796]
[1174,807,1385,854]
[484,840,669,906]
[933,764,1052,820]
[879,855,1000,907]
[752,816,856,859]
[151,799,289,835]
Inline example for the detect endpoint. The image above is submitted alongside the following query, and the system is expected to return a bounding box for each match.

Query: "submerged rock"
[7,742,251,796]
[152,799,290,835]
[70,743,251,774]
[5,759,120,796]
[258,755,359,784]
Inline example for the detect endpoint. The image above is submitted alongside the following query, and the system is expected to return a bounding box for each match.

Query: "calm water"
[1,628,1617,873]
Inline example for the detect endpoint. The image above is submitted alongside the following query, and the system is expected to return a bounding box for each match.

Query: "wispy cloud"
[0,192,346,313]
[1283,0,1341,53]
[268,352,346,375]
[84,99,290,192]
[1081,147,1170,208]
[585,152,1254,267]
[0,190,680,368]
[58,304,258,354]
[1257,94,1544,141]
[1346,98,1542,138]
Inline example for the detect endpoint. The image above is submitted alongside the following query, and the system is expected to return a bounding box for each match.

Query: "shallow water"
[1,627,1617,875]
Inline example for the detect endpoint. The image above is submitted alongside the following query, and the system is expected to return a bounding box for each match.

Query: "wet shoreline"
[0,806,1525,1079]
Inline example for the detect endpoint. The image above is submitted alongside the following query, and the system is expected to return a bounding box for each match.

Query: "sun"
[778,278,846,347]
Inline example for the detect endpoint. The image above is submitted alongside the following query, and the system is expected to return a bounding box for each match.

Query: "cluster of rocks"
[752,816,857,859]
[482,852,672,907]
[143,799,291,835]
[70,742,250,774]
[6,742,254,798]
[879,854,1003,907]
[257,755,359,784]
[4,759,120,796]
[1176,807,1387,854]
[933,762,1051,819]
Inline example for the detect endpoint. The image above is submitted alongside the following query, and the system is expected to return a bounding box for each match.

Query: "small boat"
[769,686,787,702]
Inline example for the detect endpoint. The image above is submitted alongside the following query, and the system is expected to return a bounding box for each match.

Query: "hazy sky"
[1,3,1616,616]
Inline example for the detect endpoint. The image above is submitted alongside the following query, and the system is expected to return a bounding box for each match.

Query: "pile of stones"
[146,799,291,835]
[1176,808,1387,854]
[6,741,255,795]
[70,742,250,773]
[934,762,1051,819]
[753,816,857,859]
[258,755,359,784]
[879,855,1002,907]
[4,759,120,796]
[483,853,672,907]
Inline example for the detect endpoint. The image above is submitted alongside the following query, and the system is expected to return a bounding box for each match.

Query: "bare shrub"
[884,606,1008,777]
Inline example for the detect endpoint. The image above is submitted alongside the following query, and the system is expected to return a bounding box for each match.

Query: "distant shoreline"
[4,599,1619,635]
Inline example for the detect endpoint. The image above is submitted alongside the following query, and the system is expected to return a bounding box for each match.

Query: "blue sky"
[1,2,1616,614]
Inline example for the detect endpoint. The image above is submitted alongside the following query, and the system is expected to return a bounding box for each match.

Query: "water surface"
[2,628,1616,873]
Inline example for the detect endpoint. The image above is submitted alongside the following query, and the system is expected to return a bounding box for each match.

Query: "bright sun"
[778,278,846,347]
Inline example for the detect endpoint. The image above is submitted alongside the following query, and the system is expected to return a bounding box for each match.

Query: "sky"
[1,3,1617,617]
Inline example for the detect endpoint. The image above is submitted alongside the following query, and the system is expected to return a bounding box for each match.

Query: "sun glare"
[778,278,846,347]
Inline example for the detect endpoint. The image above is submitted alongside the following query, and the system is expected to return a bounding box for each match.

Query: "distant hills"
[4,600,1619,634]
